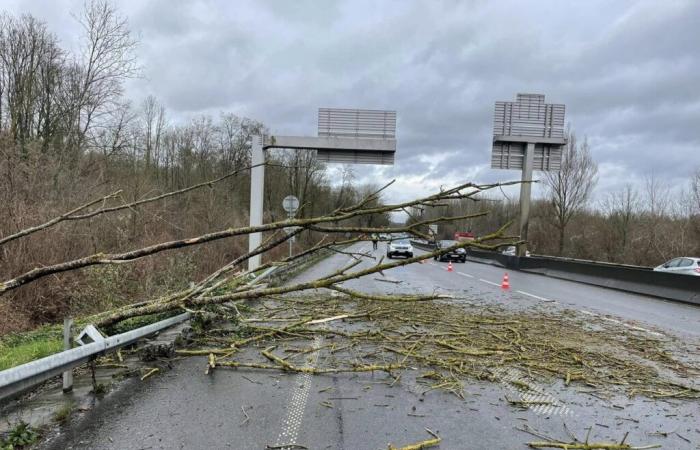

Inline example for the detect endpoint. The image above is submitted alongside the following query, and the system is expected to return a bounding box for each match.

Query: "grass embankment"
[0,311,179,371]
[0,325,63,371]
[0,246,339,371]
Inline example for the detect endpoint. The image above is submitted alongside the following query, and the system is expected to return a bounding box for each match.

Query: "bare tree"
[691,167,700,215]
[71,0,139,150]
[141,95,165,175]
[641,173,672,261]
[0,13,63,144]
[543,127,598,255]
[601,184,638,260]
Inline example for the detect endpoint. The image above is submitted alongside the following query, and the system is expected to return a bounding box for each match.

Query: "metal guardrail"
[0,265,279,402]
[411,241,700,306]
[0,313,189,401]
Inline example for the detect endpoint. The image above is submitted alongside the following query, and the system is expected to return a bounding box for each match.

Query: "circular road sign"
[283,195,300,214]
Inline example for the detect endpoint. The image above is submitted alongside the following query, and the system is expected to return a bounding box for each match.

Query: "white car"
[387,239,413,259]
[653,257,700,276]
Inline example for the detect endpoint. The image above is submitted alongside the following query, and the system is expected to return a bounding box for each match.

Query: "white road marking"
[601,317,622,325]
[275,334,323,449]
[579,310,663,337]
[621,323,664,337]
[516,290,556,303]
[479,278,501,287]
[494,367,571,417]
[428,251,665,339]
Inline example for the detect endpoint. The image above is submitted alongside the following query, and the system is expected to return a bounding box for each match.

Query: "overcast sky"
[6,0,700,204]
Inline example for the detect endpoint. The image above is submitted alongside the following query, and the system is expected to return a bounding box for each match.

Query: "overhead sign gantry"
[491,93,566,255]
[248,108,397,269]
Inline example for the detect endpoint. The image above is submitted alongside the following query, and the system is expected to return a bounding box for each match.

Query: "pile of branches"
[179,293,700,401]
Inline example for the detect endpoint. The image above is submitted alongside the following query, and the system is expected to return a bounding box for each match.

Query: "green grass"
[0,248,339,371]
[53,401,74,424]
[1,421,40,448]
[0,325,64,371]
[0,310,180,371]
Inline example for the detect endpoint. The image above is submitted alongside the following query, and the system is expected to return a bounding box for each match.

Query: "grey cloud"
[7,0,700,200]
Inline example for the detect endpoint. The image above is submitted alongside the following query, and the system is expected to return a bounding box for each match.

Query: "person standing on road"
[372,234,378,250]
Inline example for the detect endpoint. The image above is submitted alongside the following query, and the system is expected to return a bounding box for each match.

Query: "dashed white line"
[622,323,664,337]
[579,310,663,337]
[601,317,622,325]
[479,278,501,287]
[426,254,665,338]
[275,335,323,449]
[516,290,556,303]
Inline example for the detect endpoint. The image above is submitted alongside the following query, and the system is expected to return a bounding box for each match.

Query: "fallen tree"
[1,180,520,317]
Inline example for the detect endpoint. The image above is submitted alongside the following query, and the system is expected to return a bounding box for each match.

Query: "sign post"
[491,94,566,255]
[282,195,300,258]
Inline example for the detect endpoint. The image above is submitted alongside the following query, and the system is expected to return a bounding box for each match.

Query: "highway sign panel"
[491,93,566,171]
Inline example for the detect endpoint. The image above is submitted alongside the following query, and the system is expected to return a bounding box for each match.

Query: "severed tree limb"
[0,162,275,247]
[66,162,270,221]
[526,441,660,449]
[0,190,122,247]
[93,235,364,328]
[388,428,441,450]
[1,180,516,295]
[96,221,515,326]
[214,348,402,374]
[306,211,488,234]
[329,284,447,302]
[335,179,396,214]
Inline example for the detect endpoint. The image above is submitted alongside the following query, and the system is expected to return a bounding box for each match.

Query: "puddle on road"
[1,350,168,435]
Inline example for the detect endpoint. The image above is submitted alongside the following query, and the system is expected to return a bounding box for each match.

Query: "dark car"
[434,240,466,263]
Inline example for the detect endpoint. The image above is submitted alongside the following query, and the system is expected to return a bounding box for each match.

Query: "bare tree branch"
[1,181,516,295]
[0,190,121,246]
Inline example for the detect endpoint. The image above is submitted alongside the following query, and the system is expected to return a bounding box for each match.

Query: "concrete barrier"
[411,241,700,305]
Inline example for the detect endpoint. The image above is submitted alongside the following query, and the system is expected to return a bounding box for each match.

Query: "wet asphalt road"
[43,243,700,450]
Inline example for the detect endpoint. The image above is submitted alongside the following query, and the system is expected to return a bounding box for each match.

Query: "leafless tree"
[71,0,139,150]
[0,13,63,144]
[691,167,700,215]
[600,184,638,259]
[543,127,598,255]
[141,95,165,175]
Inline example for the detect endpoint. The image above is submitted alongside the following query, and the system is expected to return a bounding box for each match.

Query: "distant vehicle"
[387,239,413,259]
[653,257,700,276]
[454,231,475,242]
[434,240,466,263]
[501,245,530,257]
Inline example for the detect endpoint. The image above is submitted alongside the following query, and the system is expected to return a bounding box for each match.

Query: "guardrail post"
[62,317,73,393]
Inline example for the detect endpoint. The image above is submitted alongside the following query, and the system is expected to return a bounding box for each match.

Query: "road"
[43,243,700,450]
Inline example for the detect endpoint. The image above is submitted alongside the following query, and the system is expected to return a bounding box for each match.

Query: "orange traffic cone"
[501,273,510,290]
[447,261,454,272]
